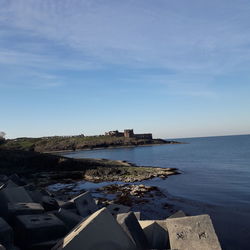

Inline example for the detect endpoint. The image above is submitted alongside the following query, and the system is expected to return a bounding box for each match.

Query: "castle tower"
[124,129,134,138]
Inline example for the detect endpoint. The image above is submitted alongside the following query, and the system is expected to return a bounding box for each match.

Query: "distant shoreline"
[0,135,182,153]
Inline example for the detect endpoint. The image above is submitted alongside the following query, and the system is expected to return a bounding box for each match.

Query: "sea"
[62,134,250,250]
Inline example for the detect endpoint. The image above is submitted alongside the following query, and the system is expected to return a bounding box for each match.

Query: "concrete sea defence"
[0,174,222,250]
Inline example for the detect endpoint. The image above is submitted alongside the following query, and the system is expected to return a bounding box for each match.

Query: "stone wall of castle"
[105,129,153,140]
[134,133,153,140]
[124,129,134,138]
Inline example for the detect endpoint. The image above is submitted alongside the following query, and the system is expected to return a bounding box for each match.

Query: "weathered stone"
[52,207,137,250]
[41,196,60,211]
[15,214,67,249]
[140,220,169,249]
[166,214,222,250]
[116,212,149,250]
[107,203,130,217]
[0,217,13,249]
[55,209,84,231]
[168,210,186,219]
[71,191,98,217]
[8,203,44,216]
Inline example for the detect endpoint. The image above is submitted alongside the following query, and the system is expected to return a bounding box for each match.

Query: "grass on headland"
[0,135,170,152]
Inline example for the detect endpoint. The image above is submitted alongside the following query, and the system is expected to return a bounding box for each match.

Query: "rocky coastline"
[0,148,223,249]
[0,134,181,153]
[0,148,181,219]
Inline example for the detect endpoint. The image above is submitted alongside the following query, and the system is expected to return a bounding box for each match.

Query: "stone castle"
[105,129,153,140]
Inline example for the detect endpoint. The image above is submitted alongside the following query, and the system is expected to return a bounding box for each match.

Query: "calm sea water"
[63,134,250,250]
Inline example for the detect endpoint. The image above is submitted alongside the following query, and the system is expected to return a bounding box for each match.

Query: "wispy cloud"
[1,0,250,93]
[1,0,250,72]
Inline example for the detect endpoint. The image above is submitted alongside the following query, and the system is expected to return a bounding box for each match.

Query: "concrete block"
[52,207,137,250]
[139,219,172,231]
[140,221,169,249]
[116,212,149,250]
[139,220,154,229]
[0,217,13,249]
[107,204,130,217]
[23,184,36,191]
[4,180,18,188]
[8,174,26,186]
[0,187,33,218]
[168,210,186,219]
[71,191,98,217]
[134,211,140,220]
[55,209,84,231]
[41,196,60,211]
[0,176,8,183]
[0,187,33,203]
[60,201,76,210]
[40,188,52,196]
[166,214,222,250]
[27,190,43,203]
[28,240,58,250]
[15,214,67,249]
[8,203,44,216]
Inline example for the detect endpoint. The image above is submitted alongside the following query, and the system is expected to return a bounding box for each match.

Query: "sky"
[1,0,250,139]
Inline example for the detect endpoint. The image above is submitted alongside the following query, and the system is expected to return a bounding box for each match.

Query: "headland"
[0,129,181,153]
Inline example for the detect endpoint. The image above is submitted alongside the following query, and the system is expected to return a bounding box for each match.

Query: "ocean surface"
[63,134,250,250]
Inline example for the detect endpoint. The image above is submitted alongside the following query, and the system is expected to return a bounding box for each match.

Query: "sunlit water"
[62,134,250,250]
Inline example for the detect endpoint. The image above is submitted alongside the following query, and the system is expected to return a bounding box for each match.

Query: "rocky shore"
[0,148,223,249]
[0,173,222,250]
[0,148,180,185]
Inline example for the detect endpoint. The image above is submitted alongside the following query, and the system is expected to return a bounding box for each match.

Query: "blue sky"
[1,0,250,139]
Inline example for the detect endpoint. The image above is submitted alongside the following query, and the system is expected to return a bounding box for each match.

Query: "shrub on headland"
[0,131,6,145]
